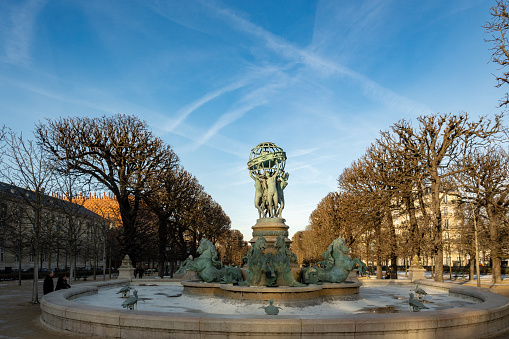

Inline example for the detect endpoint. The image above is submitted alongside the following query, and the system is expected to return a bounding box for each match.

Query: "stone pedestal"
[117,254,135,281]
[118,267,134,280]
[249,218,291,254]
[408,255,426,282]
[408,268,426,282]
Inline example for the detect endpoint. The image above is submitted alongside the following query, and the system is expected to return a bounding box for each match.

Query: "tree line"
[293,113,507,283]
[0,114,248,303]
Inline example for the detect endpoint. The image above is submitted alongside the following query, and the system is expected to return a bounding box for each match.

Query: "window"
[444,219,449,229]
[444,232,449,240]
[443,207,448,216]
[444,195,448,204]
[0,246,4,262]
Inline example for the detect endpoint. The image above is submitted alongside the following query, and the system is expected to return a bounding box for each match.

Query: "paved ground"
[1,276,509,338]
[0,277,106,339]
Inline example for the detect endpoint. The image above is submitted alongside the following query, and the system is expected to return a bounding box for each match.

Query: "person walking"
[43,270,55,295]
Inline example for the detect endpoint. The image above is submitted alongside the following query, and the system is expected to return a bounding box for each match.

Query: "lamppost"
[370,243,375,277]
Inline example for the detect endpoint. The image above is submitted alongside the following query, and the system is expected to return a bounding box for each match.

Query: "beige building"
[391,189,468,268]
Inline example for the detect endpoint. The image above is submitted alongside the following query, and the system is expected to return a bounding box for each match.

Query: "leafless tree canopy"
[485,0,509,107]
[34,114,233,274]
[36,114,177,264]
[300,112,505,283]
[2,129,57,303]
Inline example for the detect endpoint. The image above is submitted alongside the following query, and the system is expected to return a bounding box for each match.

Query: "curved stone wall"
[40,279,509,338]
[182,280,361,302]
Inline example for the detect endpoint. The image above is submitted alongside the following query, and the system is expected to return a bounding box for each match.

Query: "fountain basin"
[182,280,361,302]
[40,279,509,338]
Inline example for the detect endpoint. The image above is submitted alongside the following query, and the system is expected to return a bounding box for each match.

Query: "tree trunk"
[103,236,106,281]
[118,197,139,266]
[158,217,167,279]
[488,209,502,283]
[18,259,22,286]
[434,249,444,282]
[108,246,112,279]
[386,207,398,279]
[469,258,474,281]
[32,252,40,304]
[32,202,41,304]
[403,193,420,256]
[170,260,175,278]
[431,180,444,282]
[376,265,383,279]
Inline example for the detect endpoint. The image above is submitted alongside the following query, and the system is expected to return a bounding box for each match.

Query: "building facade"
[0,182,107,273]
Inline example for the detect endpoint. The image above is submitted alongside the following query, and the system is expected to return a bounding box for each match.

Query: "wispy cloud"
[204,1,431,115]
[151,1,431,150]
[197,104,257,146]
[0,0,46,66]
[0,75,177,131]
[195,81,284,147]
[165,65,283,133]
[166,79,248,133]
[291,148,319,158]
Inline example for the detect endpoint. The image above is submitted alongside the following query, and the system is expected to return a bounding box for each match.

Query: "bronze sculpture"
[248,142,288,219]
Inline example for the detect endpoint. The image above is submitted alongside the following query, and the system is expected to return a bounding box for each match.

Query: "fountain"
[39,142,509,338]
[178,142,365,302]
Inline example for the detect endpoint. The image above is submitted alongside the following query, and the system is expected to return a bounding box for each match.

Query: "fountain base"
[182,280,361,302]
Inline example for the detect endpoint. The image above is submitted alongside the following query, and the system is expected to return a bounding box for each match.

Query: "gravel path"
[0,278,105,339]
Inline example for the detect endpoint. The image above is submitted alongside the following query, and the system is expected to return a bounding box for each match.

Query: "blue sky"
[0,0,504,241]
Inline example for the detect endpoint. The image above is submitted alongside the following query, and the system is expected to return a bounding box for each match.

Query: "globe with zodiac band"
[247,142,286,179]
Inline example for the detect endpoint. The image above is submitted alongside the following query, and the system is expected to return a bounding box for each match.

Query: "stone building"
[0,182,107,273]
[391,189,469,268]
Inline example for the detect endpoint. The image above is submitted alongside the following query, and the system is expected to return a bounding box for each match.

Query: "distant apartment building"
[392,188,469,268]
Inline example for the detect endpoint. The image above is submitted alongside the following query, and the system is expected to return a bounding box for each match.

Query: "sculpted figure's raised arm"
[247,143,287,219]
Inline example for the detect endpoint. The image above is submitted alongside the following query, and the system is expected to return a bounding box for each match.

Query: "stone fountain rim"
[41,278,508,317]
[40,278,509,338]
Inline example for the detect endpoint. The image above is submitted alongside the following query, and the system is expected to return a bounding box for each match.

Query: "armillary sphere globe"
[247,142,286,179]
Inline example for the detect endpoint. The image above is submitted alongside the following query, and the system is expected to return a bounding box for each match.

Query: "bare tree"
[52,169,93,283]
[0,125,6,164]
[391,113,502,282]
[376,129,428,259]
[143,163,214,278]
[195,195,231,245]
[3,130,56,303]
[454,147,509,283]
[36,114,171,265]
[485,0,509,107]
[0,194,31,285]
[217,229,248,266]
[338,156,394,279]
